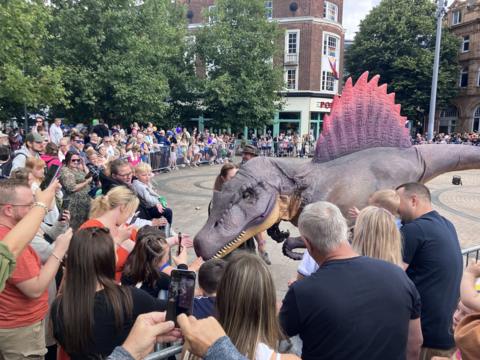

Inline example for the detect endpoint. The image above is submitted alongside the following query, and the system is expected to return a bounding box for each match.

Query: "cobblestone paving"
[152,162,480,299]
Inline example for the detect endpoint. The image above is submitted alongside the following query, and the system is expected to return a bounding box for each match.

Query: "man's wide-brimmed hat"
[242,144,258,156]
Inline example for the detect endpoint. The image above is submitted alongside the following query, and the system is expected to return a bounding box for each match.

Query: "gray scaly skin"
[194,144,480,260]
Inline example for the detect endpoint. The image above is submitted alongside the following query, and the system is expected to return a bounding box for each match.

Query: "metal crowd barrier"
[150,146,171,171]
[144,344,183,360]
[462,245,480,267]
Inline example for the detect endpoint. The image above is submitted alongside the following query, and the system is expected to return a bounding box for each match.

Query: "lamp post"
[427,0,447,141]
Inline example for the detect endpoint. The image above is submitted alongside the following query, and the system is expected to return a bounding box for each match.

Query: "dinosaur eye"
[242,188,254,200]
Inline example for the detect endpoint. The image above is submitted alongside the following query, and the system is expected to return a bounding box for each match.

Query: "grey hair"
[298,201,349,255]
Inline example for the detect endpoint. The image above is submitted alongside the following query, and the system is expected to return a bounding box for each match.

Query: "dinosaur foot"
[282,236,306,261]
[267,222,290,243]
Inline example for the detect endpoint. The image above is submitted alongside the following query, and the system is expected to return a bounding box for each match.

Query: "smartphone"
[166,269,196,326]
[177,232,182,256]
[40,165,61,190]
[129,211,140,225]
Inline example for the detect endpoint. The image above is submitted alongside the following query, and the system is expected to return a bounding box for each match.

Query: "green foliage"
[46,0,189,125]
[345,0,460,122]
[195,0,284,129]
[0,0,67,121]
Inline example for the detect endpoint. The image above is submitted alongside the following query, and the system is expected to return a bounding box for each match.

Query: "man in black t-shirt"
[396,182,462,359]
[279,201,422,360]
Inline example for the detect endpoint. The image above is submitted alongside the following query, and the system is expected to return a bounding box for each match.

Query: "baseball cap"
[26,133,44,143]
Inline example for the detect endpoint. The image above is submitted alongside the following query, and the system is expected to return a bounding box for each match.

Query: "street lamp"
[427,0,448,141]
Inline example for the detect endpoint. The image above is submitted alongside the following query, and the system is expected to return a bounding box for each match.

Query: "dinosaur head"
[194,158,286,260]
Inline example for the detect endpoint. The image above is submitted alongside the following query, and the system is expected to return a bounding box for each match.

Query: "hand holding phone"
[166,269,196,326]
[58,209,70,223]
[40,165,61,190]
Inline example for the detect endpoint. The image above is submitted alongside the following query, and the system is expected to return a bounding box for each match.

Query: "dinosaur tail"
[416,144,480,183]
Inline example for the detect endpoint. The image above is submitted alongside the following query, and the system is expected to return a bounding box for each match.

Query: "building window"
[439,106,458,134]
[208,5,216,24]
[477,68,480,87]
[321,71,335,92]
[286,68,297,90]
[323,1,338,22]
[265,1,273,19]
[460,68,469,87]
[474,107,480,132]
[462,35,470,52]
[285,30,300,64]
[452,10,462,25]
[287,31,298,54]
[323,34,339,58]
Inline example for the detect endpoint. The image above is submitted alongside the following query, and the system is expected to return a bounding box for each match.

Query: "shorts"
[0,320,47,360]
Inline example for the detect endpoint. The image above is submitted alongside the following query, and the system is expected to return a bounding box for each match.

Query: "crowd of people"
[0,116,479,360]
[413,132,480,145]
[0,117,239,175]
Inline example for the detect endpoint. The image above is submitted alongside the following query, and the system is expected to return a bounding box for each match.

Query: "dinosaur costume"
[194,72,480,260]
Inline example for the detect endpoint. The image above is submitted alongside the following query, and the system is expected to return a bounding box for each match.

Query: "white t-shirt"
[297,250,319,277]
[255,342,280,360]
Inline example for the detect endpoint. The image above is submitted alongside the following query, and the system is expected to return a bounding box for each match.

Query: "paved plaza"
[152,160,480,298]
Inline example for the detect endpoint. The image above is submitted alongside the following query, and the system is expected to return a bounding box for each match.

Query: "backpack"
[0,152,27,178]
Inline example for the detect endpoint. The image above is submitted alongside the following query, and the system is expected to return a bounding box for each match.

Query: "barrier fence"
[144,344,183,360]
[462,245,480,267]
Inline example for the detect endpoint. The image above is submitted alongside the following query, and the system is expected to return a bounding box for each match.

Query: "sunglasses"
[71,159,81,163]
[75,140,84,144]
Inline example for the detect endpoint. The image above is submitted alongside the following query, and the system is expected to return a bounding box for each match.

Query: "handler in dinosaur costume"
[194,72,480,260]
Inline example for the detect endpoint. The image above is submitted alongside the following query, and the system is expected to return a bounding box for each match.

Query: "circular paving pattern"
[153,173,215,198]
[431,187,480,222]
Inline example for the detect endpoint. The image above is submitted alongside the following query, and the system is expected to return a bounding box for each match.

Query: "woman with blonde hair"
[80,186,140,281]
[214,253,299,360]
[352,206,403,267]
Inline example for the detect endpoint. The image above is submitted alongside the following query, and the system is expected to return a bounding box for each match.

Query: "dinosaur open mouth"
[212,197,280,259]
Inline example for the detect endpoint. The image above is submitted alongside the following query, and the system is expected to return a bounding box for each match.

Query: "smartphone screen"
[166,269,196,325]
[40,165,61,190]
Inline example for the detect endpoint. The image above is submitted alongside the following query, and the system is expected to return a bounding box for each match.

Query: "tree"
[195,0,284,130]
[345,0,459,124]
[46,0,188,125]
[0,0,67,122]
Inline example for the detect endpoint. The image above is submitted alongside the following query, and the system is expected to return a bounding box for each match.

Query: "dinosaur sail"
[314,72,412,163]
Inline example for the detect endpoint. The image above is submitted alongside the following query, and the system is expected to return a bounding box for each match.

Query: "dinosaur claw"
[282,236,306,261]
[267,223,290,243]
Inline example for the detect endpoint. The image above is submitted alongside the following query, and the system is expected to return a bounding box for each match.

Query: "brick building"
[182,0,345,138]
[444,0,480,133]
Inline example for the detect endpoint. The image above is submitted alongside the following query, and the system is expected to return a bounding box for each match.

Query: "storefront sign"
[310,98,333,112]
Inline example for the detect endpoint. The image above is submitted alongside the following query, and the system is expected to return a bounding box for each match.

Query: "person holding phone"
[0,179,59,293]
[50,228,167,360]
[25,157,63,226]
[121,227,172,299]
[59,151,93,230]
[80,186,139,282]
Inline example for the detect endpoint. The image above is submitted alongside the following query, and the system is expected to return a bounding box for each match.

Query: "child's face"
[33,166,45,180]
[136,171,151,184]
